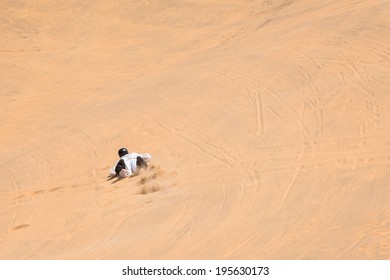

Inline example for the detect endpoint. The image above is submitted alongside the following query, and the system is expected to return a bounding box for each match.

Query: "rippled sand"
[1,0,390,259]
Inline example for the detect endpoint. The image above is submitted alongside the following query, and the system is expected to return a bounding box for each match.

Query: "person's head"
[118,147,129,158]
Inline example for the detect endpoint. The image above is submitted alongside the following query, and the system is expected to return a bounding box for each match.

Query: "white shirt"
[109,153,152,177]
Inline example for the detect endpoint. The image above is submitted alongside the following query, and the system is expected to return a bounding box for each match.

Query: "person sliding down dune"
[108,148,151,178]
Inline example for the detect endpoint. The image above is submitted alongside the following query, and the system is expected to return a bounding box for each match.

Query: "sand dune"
[1,0,390,259]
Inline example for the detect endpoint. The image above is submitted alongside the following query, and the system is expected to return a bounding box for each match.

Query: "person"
[108,148,151,178]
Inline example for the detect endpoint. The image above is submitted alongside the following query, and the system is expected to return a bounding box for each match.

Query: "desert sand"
[1,0,390,259]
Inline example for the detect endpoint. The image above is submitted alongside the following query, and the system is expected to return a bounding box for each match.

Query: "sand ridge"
[1,0,390,259]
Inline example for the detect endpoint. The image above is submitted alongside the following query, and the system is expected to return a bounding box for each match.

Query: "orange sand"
[1,0,390,259]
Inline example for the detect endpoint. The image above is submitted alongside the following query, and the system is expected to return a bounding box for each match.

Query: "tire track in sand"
[201,68,311,257]
[154,120,234,168]
[296,65,324,137]
[255,83,264,136]
[288,46,324,137]
[265,87,310,134]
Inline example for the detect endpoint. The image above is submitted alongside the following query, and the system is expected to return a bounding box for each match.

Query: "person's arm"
[108,159,119,177]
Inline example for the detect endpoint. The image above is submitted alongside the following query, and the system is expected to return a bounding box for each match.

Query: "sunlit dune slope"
[1,0,390,259]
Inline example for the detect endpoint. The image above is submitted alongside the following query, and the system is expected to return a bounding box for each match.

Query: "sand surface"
[1,0,390,259]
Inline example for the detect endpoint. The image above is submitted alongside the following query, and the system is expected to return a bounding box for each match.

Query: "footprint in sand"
[11,224,31,231]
